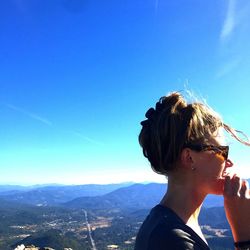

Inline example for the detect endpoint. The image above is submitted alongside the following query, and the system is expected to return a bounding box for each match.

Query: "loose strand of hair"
[223,123,250,146]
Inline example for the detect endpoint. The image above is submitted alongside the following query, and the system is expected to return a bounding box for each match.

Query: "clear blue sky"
[0,0,250,185]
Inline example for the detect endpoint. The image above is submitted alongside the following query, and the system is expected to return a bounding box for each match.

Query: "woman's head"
[139,92,247,176]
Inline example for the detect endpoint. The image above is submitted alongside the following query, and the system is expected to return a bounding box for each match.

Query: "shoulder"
[135,205,210,250]
[147,223,196,250]
[148,223,210,250]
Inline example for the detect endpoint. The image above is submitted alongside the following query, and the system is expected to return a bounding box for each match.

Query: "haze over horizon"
[1,0,250,185]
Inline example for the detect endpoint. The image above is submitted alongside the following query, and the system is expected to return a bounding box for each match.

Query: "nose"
[225,159,233,168]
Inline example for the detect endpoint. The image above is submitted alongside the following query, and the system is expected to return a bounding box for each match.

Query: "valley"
[0,182,245,250]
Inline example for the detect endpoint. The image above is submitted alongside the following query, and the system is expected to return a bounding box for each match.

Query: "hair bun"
[145,108,156,119]
[157,92,186,113]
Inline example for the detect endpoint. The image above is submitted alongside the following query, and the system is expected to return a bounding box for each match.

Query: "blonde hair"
[139,92,249,175]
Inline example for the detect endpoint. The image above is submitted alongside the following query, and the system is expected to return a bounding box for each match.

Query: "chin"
[212,189,223,195]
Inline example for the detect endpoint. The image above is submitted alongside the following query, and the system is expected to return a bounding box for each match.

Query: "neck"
[160,178,206,224]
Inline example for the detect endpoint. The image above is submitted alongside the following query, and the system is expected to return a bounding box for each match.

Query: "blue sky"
[0,0,250,185]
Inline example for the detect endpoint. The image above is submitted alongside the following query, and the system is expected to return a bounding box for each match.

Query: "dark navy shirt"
[135,205,211,250]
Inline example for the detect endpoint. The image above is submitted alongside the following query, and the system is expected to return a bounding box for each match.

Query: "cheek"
[197,154,224,174]
[205,152,225,166]
[195,157,211,173]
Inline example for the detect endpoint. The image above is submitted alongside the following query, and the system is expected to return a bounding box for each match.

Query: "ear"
[180,148,194,168]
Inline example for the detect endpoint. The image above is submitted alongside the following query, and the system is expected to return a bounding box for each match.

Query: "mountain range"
[1,180,249,210]
[0,181,243,250]
[0,182,133,206]
[0,182,232,225]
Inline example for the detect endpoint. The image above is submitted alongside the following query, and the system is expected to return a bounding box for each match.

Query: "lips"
[221,159,233,178]
[221,166,230,177]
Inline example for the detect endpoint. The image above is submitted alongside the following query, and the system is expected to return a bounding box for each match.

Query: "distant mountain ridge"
[0,182,242,250]
[0,183,63,193]
[64,179,250,210]
[0,182,133,206]
[64,183,167,211]
[1,180,249,209]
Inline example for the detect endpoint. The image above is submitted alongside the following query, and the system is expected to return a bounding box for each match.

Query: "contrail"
[70,131,105,146]
[5,103,105,146]
[5,104,52,126]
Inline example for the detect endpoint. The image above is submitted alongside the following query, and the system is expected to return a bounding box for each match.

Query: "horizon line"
[0,180,167,187]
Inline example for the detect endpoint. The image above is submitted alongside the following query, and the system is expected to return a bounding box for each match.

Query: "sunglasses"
[184,144,229,161]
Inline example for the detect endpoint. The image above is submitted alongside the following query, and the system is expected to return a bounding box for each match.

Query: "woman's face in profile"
[192,129,233,195]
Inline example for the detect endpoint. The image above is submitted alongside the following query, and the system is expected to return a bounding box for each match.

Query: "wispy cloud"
[220,0,236,42]
[217,1,250,78]
[5,104,53,126]
[154,0,159,16]
[216,58,241,78]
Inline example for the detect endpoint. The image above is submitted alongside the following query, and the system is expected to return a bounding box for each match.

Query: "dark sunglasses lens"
[224,147,229,160]
[220,147,228,160]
